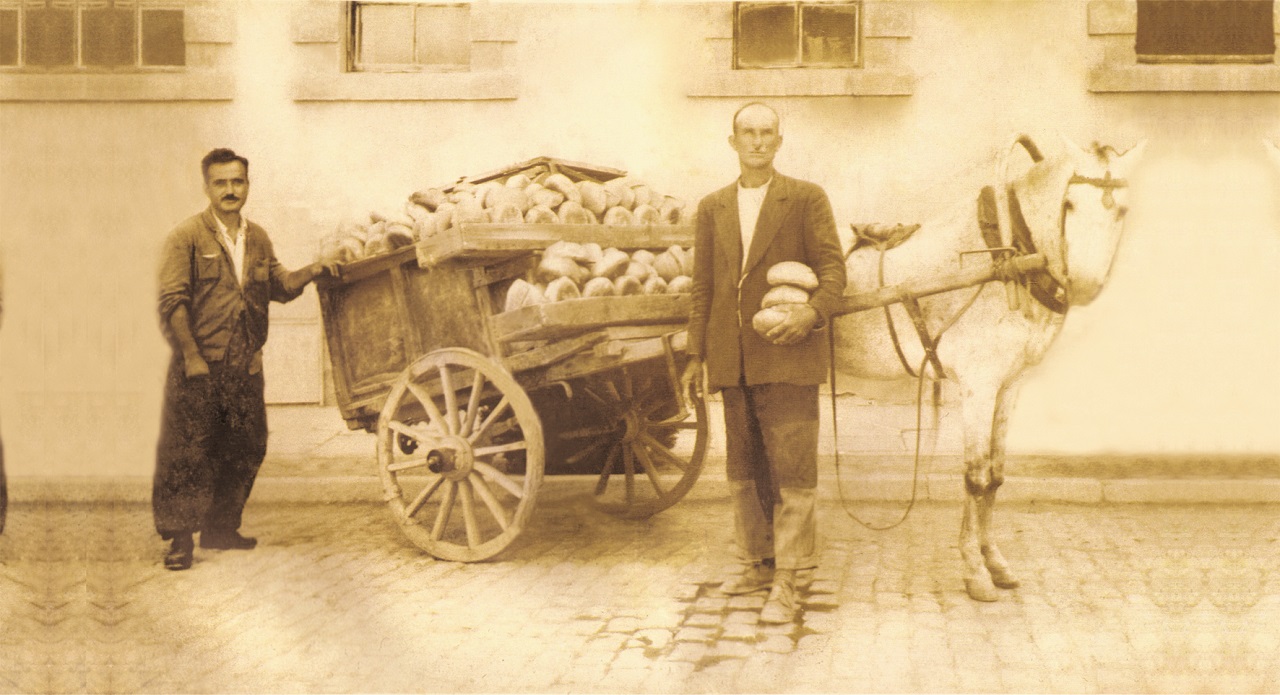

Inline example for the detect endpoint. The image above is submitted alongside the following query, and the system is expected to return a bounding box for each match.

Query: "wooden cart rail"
[417,222,694,268]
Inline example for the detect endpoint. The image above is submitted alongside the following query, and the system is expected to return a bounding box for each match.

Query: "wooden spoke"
[469,395,511,444]
[470,473,510,531]
[474,461,525,499]
[387,419,432,442]
[461,370,485,437]
[582,386,613,410]
[633,443,668,497]
[603,380,622,403]
[595,444,620,496]
[405,475,446,518]
[460,479,481,548]
[439,365,459,435]
[473,441,528,458]
[559,425,619,441]
[405,381,449,435]
[649,418,699,430]
[640,432,689,472]
[623,445,636,506]
[386,458,430,473]
[430,482,458,541]
[565,438,612,467]
[620,369,633,399]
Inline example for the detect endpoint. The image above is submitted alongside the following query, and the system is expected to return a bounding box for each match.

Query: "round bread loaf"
[545,240,591,263]
[557,200,595,225]
[543,173,583,205]
[582,276,616,298]
[545,276,581,302]
[578,181,608,217]
[410,188,446,211]
[505,174,532,190]
[487,187,530,213]
[631,249,656,265]
[632,204,662,225]
[526,185,566,210]
[602,206,634,226]
[504,278,538,313]
[525,204,557,224]
[592,248,631,279]
[623,261,652,282]
[766,262,819,291]
[490,202,524,224]
[614,275,643,296]
[652,250,682,282]
[761,284,810,309]
[643,276,668,295]
[536,254,583,283]
[752,305,795,337]
[666,275,693,294]
[433,202,456,233]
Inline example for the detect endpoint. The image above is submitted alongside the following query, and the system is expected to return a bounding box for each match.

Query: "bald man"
[681,102,846,623]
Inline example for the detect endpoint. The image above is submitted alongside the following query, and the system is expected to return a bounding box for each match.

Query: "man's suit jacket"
[687,172,847,390]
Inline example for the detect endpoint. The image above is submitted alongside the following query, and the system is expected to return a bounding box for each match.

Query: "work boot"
[164,533,194,571]
[720,559,775,595]
[760,569,798,624]
[200,530,257,550]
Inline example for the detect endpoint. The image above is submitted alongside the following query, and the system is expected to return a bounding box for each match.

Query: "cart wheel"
[565,367,708,519]
[377,348,544,562]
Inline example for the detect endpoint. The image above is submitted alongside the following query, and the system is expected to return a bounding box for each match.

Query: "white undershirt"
[737,178,771,271]
[213,214,248,286]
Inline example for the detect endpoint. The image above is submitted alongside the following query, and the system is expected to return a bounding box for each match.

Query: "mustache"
[222,195,240,201]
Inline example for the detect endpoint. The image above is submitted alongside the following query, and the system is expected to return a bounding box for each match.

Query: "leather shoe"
[759,569,798,624]
[720,559,775,595]
[200,530,258,550]
[164,534,194,571]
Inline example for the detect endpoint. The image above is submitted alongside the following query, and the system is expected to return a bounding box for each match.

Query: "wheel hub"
[426,435,475,481]
[620,410,643,443]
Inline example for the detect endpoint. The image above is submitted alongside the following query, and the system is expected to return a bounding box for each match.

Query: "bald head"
[732,102,781,136]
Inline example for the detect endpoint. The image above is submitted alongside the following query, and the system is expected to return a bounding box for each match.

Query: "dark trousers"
[153,358,267,538]
[0,422,6,534]
[721,382,820,570]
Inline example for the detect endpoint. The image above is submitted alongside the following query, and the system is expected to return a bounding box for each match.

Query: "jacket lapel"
[742,174,791,277]
[713,184,742,285]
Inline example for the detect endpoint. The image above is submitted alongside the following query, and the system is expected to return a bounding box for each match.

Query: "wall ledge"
[292,71,520,102]
[0,71,234,102]
[689,68,913,98]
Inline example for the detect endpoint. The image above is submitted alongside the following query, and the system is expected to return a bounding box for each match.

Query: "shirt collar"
[737,176,773,193]
[210,209,248,241]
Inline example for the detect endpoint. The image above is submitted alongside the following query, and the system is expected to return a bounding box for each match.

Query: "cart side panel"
[401,261,497,360]
[322,272,412,416]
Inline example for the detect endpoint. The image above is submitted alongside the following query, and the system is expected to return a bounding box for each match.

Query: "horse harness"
[851,166,1129,380]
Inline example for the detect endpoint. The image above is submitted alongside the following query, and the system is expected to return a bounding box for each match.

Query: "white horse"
[832,135,1146,601]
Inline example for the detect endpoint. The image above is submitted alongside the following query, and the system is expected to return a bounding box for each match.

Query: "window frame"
[346,1,472,74]
[0,0,186,73]
[1134,0,1276,65]
[733,0,863,71]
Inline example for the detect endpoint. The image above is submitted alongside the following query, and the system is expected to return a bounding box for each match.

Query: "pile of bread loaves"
[751,262,819,339]
[504,241,695,312]
[318,172,688,266]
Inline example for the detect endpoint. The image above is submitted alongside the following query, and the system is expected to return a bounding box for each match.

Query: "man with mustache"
[681,103,846,623]
[154,148,333,570]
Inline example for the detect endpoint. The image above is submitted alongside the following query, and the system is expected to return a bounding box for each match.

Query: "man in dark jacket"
[681,103,846,623]
[154,148,331,570]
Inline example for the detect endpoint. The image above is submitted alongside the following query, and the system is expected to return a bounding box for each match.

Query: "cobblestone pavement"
[0,490,1270,693]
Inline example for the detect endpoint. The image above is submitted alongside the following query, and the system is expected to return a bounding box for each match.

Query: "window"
[348,2,470,72]
[0,0,183,70]
[1136,0,1275,63]
[734,1,861,69]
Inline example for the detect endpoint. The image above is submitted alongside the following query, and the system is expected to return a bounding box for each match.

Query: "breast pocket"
[250,260,270,284]
[196,254,222,283]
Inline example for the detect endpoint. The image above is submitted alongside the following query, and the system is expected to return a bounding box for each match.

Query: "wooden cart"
[316,159,706,562]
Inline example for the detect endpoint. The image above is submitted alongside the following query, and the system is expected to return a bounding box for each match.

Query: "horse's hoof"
[987,566,1021,589]
[988,573,1018,591]
[964,577,1001,602]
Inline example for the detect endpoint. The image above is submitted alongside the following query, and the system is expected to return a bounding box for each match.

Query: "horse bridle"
[1051,167,1129,299]
[1066,170,1128,210]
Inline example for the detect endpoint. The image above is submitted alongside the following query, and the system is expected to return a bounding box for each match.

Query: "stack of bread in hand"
[504,241,695,312]
[752,262,819,338]
[319,170,688,266]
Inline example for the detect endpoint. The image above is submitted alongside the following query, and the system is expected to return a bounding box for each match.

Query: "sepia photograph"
[0,0,1277,692]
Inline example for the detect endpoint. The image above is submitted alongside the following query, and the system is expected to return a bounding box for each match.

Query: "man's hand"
[765,304,819,346]
[184,354,210,379]
[314,259,342,279]
[680,358,707,405]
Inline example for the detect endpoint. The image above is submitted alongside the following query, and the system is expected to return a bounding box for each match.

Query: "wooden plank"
[490,294,692,343]
[320,244,417,286]
[503,331,608,374]
[839,254,1047,316]
[472,253,536,289]
[417,223,694,268]
[530,330,689,387]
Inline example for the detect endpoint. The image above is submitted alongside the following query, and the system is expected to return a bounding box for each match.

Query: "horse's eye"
[1116,206,1129,218]
[1063,200,1075,211]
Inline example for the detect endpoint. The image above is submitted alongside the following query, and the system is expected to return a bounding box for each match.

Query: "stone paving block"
[757,634,796,654]
[603,616,640,633]
[727,595,766,610]
[629,628,673,651]
[675,626,717,643]
[720,622,760,641]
